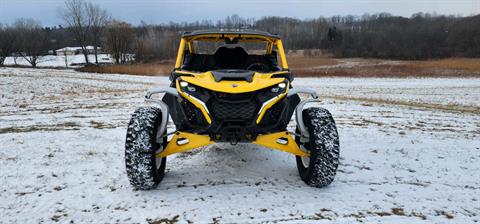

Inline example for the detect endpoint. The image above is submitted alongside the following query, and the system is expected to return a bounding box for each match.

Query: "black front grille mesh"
[210,101,257,120]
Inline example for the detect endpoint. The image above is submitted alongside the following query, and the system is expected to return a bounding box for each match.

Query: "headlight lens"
[178,79,206,100]
[179,80,196,93]
[271,81,288,93]
[180,81,189,87]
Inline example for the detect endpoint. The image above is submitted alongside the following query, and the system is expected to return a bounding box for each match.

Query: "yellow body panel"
[181,71,285,93]
[157,132,213,158]
[253,132,309,156]
[275,40,289,69]
[174,38,187,69]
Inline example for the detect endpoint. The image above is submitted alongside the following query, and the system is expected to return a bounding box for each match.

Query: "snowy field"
[3,54,113,67]
[1,67,479,223]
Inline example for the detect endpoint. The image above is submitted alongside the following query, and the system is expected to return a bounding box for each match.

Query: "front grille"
[210,101,257,120]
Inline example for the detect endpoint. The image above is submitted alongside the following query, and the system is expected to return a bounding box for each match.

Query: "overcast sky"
[1,0,479,26]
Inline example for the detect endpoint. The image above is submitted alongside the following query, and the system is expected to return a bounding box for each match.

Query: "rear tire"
[295,107,340,187]
[125,107,167,190]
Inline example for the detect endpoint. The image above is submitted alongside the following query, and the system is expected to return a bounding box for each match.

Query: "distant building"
[55,47,81,55]
[55,46,101,56]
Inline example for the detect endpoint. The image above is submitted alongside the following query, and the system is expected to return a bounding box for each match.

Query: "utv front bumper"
[145,85,319,158]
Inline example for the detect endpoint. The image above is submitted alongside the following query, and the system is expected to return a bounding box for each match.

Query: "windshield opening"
[181,39,280,73]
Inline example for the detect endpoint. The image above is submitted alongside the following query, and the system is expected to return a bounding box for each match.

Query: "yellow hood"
[177,70,288,93]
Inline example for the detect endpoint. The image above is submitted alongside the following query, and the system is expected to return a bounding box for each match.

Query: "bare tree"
[0,24,17,66]
[86,2,109,64]
[59,0,91,64]
[105,20,134,64]
[14,19,48,67]
[133,35,151,62]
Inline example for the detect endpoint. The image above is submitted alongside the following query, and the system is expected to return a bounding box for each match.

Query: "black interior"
[181,46,281,72]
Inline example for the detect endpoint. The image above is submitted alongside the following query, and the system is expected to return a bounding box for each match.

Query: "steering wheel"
[247,63,270,72]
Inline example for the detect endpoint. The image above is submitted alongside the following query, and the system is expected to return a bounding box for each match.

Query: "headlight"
[178,79,206,100]
[271,81,288,93]
[177,79,211,120]
[179,80,196,92]
[256,80,289,123]
[180,81,189,87]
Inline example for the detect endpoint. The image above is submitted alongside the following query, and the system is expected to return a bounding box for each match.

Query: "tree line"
[0,0,135,67]
[1,1,480,67]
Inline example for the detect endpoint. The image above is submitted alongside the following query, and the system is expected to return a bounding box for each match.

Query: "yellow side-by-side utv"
[125,30,340,190]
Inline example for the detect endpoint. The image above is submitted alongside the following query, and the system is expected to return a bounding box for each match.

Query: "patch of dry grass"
[288,55,338,68]
[405,58,480,71]
[0,122,81,134]
[76,56,480,77]
[78,61,173,76]
[323,94,480,115]
[293,57,480,77]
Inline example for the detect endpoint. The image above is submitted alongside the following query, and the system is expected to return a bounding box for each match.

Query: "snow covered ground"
[3,54,113,67]
[1,67,479,223]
